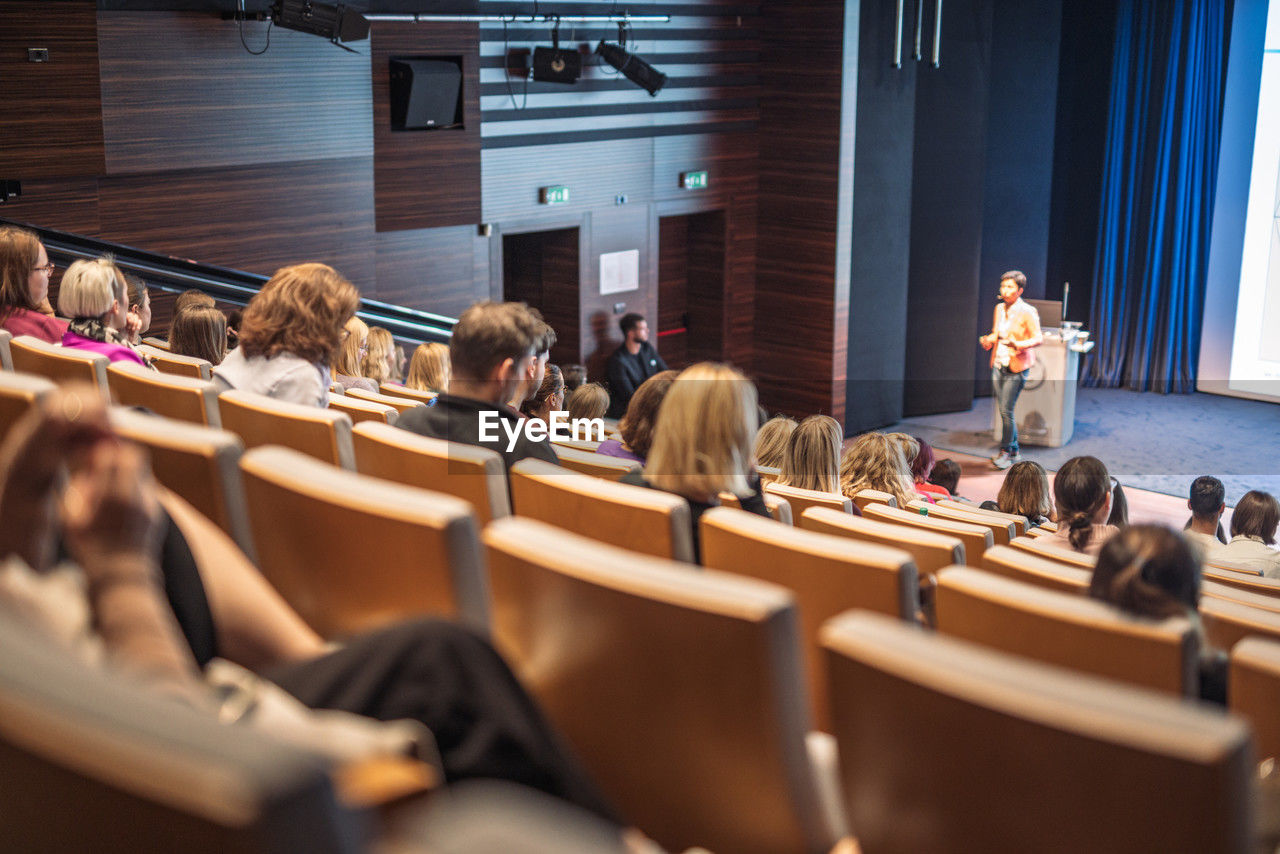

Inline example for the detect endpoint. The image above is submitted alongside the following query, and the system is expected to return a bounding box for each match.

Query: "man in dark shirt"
[397,301,559,469]
[605,312,668,419]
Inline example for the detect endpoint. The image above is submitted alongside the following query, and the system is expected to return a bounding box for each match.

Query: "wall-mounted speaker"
[389,57,463,131]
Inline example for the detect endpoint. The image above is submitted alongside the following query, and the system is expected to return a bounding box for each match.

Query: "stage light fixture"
[595,40,666,96]
[532,22,582,84]
[271,0,369,45]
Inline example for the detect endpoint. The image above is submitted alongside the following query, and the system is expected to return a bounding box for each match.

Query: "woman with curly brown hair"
[596,370,677,464]
[213,263,359,407]
[839,431,917,508]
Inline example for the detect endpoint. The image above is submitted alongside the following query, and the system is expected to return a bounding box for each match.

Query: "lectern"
[990,329,1086,448]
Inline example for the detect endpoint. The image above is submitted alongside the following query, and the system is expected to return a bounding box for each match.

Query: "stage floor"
[885,386,1280,505]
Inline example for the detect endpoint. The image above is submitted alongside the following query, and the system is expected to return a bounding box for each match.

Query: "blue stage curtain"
[1084,0,1227,393]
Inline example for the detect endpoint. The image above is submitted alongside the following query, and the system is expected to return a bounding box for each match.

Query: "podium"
[990,330,1084,448]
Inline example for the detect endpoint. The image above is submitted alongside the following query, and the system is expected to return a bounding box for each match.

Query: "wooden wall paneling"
[371,22,482,232]
[0,179,101,236]
[481,139,654,225]
[657,214,690,368]
[540,229,583,367]
[375,225,490,318]
[0,1,105,179]
[97,12,373,175]
[96,158,376,291]
[685,210,728,364]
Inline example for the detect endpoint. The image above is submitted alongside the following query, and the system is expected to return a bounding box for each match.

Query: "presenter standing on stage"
[980,270,1043,470]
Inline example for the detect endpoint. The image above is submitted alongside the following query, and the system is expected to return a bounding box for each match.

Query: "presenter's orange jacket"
[986,299,1043,374]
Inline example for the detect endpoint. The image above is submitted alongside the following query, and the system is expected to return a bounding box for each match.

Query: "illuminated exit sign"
[679,170,708,190]
[539,185,570,205]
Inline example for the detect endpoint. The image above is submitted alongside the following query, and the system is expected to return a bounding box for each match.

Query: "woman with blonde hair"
[330,315,377,393]
[777,415,843,495]
[753,416,796,470]
[839,431,916,507]
[567,382,609,423]
[0,225,68,343]
[622,363,768,561]
[213,262,359,407]
[406,342,450,393]
[361,326,396,385]
[57,257,147,366]
[168,304,228,367]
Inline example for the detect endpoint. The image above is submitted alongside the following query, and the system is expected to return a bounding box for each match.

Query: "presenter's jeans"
[992,366,1026,454]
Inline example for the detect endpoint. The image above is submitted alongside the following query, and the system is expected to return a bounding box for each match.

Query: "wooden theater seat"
[1009,533,1097,569]
[344,386,425,416]
[720,491,794,525]
[239,445,487,639]
[800,507,964,576]
[8,334,109,398]
[380,382,436,403]
[906,499,1016,545]
[701,506,917,731]
[1203,566,1280,600]
[1230,636,1280,762]
[862,502,993,563]
[108,362,222,427]
[756,464,781,485]
[109,407,254,559]
[821,611,1254,854]
[934,498,1028,537]
[484,517,840,854]
[327,391,397,426]
[764,481,854,517]
[0,329,11,371]
[508,458,694,562]
[0,371,56,440]
[980,544,1092,595]
[1201,596,1280,651]
[218,389,355,469]
[552,445,640,481]
[141,335,170,350]
[934,567,1198,696]
[138,344,212,380]
[351,421,510,525]
[850,489,896,510]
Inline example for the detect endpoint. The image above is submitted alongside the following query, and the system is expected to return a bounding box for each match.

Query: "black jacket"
[396,393,559,470]
[605,341,668,419]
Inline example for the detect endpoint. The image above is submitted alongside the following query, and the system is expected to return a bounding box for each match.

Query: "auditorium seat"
[1229,636,1280,762]
[0,329,11,370]
[552,445,639,480]
[756,464,781,485]
[934,498,1028,537]
[239,445,487,638]
[800,507,964,575]
[720,491,794,525]
[108,362,222,427]
[906,499,1016,545]
[1202,579,1280,614]
[550,437,604,453]
[821,611,1253,854]
[1201,596,1280,650]
[138,344,212,380]
[508,458,694,562]
[110,407,254,559]
[141,335,170,350]
[0,371,56,440]
[934,567,1198,696]
[344,386,425,416]
[484,516,840,854]
[1009,534,1096,568]
[862,502,993,563]
[764,482,853,517]
[8,334,109,399]
[701,506,917,730]
[850,488,896,510]
[381,382,435,403]
[218,389,355,469]
[1204,566,1280,599]
[351,421,510,525]
[979,544,1092,595]
[326,391,397,426]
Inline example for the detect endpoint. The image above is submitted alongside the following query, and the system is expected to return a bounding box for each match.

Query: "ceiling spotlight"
[271,0,369,46]
[596,40,666,96]
[533,22,582,84]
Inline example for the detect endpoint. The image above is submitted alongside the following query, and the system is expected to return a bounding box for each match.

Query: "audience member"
[596,370,677,464]
[567,383,609,423]
[1183,475,1228,556]
[396,301,558,469]
[174,289,215,315]
[563,364,588,393]
[605,313,668,419]
[124,274,151,347]
[753,416,796,471]
[1217,490,1280,577]
[168,304,228,366]
[927,458,962,499]
[622,363,768,561]
[839,432,916,508]
[407,342,451,393]
[1047,456,1120,555]
[226,308,243,351]
[909,436,949,501]
[362,326,396,385]
[212,263,358,407]
[0,225,68,343]
[984,460,1052,528]
[390,343,407,384]
[332,316,378,393]
[510,312,555,411]
[58,257,148,366]
[776,415,844,495]
[520,364,565,423]
[1108,481,1129,527]
[1087,524,1225,703]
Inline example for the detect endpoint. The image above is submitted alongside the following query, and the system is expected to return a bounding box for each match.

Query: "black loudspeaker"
[532,46,582,84]
[389,58,463,130]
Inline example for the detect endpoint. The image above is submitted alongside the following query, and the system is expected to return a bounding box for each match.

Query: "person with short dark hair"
[979,270,1042,470]
[562,364,587,393]
[927,458,962,498]
[604,312,667,419]
[1218,490,1280,577]
[124,274,151,346]
[1183,475,1227,556]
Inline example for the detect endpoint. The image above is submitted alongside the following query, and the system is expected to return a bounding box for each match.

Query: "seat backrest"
[1203,567,1280,600]
[800,506,963,575]
[756,464,781,485]
[137,344,212,380]
[850,488,896,510]
[907,499,1016,544]
[551,445,639,481]
[218,388,355,469]
[508,458,694,562]
[935,498,1027,537]
[8,335,109,398]
[862,502,993,562]
[1201,596,1280,651]
[701,507,916,730]
[1206,560,1263,576]
[0,328,11,370]
[764,481,853,517]
[239,445,487,637]
[720,491,794,525]
[326,391,397,426]
[1009,533,1097,568]
[980,544,1092,595]
[0,614,357,854]
[108,362,222,427]
[822,611,1254,854]
[1202,579,1280,614]
[351,421,510,525]
[1230,636,1280,763]
[0,370,56,441]
[344,386,425,415]
[484,516,832,854]
[141,335,170,350]
[381,382,436,403]
[109,407,254,560]
[934,567,1198,696]
[550,437,603,453]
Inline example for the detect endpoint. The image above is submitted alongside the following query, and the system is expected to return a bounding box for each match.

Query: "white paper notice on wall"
[599,249,640,295]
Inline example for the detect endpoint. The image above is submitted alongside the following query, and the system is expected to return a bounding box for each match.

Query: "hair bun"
[1068,512,1092,529]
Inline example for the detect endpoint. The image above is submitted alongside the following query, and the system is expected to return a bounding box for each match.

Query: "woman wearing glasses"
[1046,455,1121,555]
[0,225,68,344]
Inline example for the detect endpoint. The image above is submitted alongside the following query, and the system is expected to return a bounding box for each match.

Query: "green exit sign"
[680,170,708,190]
[539,185,570,205]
